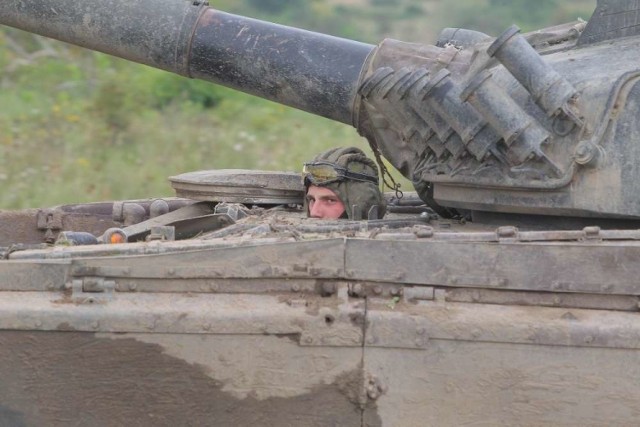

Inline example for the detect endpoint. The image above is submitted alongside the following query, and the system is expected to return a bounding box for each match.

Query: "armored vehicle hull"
[2,0,640,425]
[4,214,640,426]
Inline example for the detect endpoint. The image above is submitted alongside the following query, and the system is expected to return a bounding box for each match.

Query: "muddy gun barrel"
[0,0,374,125]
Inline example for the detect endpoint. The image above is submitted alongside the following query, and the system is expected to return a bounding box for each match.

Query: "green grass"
[0,65,375,208]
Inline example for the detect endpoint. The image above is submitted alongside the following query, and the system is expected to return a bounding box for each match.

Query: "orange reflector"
[109,232,125,244]
[101,228,127,245]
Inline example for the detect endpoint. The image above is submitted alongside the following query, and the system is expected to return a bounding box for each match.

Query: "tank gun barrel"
[0,0,374,124]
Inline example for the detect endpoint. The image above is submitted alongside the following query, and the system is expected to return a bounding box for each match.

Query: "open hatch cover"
[169,169,305,204]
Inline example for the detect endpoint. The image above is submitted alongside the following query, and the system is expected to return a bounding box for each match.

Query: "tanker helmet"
[303,147,386,219]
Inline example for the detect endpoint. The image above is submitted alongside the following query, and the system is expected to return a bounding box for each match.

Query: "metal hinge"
[348,283,434,302]
[36,209,64,243]
[67,277,116,304]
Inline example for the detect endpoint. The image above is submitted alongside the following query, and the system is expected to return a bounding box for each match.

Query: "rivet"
[367,385,379,400]
[167,268,176,277]
[292,284,301,292]
[35,320,43,328]
[303,336,313,344]
[497,226,518,238]
[415,228,434,239]
[91,321,99,330]
[129,283,137,291]
[202,323,212,331]
[583,335,594,344]
[583,226,601,236]
[293,264,308,272]
[373,285,383,295]
[321,282,336,295]
[366,336,376,344]
[416,327,426,336]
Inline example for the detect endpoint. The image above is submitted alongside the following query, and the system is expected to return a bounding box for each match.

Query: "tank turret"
[2,0,640,223]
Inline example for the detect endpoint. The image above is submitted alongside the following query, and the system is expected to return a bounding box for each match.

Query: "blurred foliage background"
[0,0,595,208]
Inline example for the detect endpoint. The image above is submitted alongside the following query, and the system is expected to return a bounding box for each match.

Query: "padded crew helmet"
[303,147,386,219]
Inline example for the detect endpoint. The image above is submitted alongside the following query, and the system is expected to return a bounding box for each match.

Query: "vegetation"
[1,0,595,208]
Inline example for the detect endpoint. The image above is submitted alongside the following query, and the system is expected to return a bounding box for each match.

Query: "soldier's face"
[306,185,345,219]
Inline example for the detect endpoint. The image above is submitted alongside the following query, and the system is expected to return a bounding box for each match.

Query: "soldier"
[302,147,386,220]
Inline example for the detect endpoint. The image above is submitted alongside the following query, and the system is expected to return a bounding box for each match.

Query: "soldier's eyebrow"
[307,194,339,204]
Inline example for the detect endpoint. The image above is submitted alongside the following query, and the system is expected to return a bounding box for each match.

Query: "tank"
[2,1,640,425]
